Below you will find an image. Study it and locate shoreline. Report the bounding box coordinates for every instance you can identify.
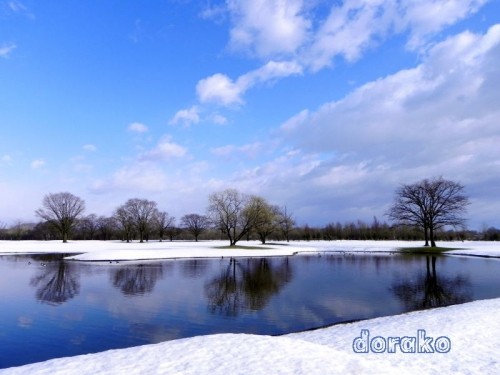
[2,239,500,262]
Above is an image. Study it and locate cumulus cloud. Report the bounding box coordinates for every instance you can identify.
[283,24,500,154]
[194,0,487,108]
[304,0,487,70]
[198,0,487,102]
[127,122,149,133]
[239,60,303,87]
[169,106,200,126]
[0,43,16,58]
[276,24,500,226]
[196,60,302,106]
[196,73,243,106]
[139,137,187,161]
[227,0,310,58]
[30,159,45,169]
[401,0,487,49]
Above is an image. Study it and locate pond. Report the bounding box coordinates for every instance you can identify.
[1,252,500,369]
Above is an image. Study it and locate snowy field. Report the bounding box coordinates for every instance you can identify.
[1,240,499,374]
[1,239,499,261]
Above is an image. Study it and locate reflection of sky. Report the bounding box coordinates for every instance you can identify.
[1,254,500,369]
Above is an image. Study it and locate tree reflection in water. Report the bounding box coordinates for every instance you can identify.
[205,257,293,316]
[181,259,209,278]
[111,264,164,296]
[391,255,472,310]
[30,260,80,305]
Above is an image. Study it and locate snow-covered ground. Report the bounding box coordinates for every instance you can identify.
[1,239,499,261]
[1,239,499,374]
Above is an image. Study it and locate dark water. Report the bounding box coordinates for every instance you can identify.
[1,252,500,369]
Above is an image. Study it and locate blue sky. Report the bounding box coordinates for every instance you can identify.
[1,0,499,230]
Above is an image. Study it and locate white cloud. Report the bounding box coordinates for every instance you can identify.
[227,0,310,58]
[210,113,228,125]
[204,0,487,85]
[306,0,395,69]
[193,0,487,109]
[5,1,34,19]
[0,43,16,58]
[239,60,303,87]
[276,24,500,226]
[280,109,309,132]
[83,144,97,152]
[139,137,187,161]
[303,0,487,71]
[196,73,243,106]
[30,159,45,169]
[169,106,200,126]
[199,3,227,22]
[211,142,264,160]
[127,122,149,133]
[196,60,302,106]
[90,163,169,193]
[401,0,487,49]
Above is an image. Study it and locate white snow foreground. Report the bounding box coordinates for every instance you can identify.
[2,298,499,375]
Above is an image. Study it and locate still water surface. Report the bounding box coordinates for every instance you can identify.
[1,252,500,369]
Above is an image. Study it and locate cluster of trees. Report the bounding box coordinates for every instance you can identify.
[207,189,295,245]
[29,193,215,244]
[0,190,295,245]
[0,177,484,246]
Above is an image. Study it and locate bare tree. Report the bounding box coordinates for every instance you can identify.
[165,225,181,241]
[181,213,210,242]
[207,189,256,246]
[97,216,116,241]
[114,206,135,243]
[277,206,295,242]
[79,214,99,240]
[387,177,469,247]
[35,192,86,243]
[154,211,175,242]
[117,198,158,243]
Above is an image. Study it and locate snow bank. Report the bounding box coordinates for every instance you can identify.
[2,239,499,262]
[0,240,310,261]
[2,297,499,374]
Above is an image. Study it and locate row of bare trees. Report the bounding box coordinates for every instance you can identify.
[0,177,474,246]
[26,189,296,245]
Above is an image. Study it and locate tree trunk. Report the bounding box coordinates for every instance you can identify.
[423,225,429,247]
[429,225,436,247]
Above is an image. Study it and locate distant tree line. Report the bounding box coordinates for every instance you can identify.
[0,178,487,245]
[1,215,493,243]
